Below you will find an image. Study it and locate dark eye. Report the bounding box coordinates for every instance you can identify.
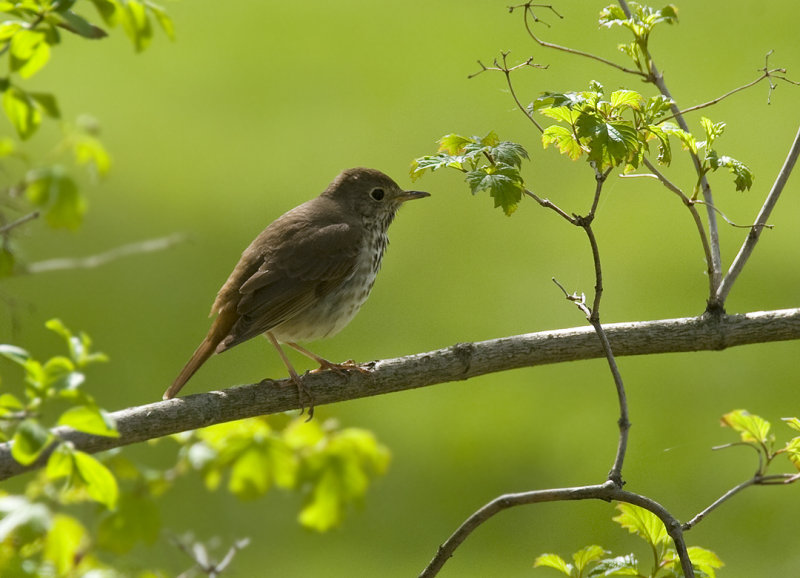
[370,188,385,201]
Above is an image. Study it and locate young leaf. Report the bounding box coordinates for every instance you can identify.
[610,90,643,111]
[57,406,119,437]
[3,86,42,140]
[720,409,773,445]
[782,417,800,432]
[700,116,725,148]
[11,418,54,465]
[9,29,51,78]
[43,514,88,576]
[145,1,176,40]
[687,546,724,578]
[590,554,640,575]
[542,125,585,160]
[783,437,800,471]
[73,450,119,509]
[705,151,754,191]
[56,10,108,39]
[533,553,572,575]
[612,503,669,547]
[572,544,606,572]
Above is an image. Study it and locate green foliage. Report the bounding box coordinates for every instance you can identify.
[410,131,529,215]
[0,0,173,275]
[720,410,800,474]
[533,503,722,577]
[599,3,678,75]
[176,415,391,532]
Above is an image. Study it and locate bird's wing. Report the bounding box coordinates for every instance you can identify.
[216,218,361,350]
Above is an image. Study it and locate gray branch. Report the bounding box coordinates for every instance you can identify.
[1,307,799,481]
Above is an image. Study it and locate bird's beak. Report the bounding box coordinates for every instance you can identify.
[398,190,430,203]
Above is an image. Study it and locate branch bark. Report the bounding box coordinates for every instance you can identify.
[1,308,799,481]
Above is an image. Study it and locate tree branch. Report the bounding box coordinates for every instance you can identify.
[1,308,799,481]
[0,211,40,235]
[716,125,800,304]
[418,481,691,577]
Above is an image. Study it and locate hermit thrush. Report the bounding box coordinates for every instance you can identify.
[163,167,429,406]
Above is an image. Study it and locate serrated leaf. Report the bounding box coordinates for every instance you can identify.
[464,163,524,216]
[492,141,529,168]
[589,554,639,576]
[610,90,643,111]
[573,544,606,571]
[661,122,697,154]
[783,437,800,471]
[58,406,119,437]
[687,546,724,578]
[720,409,772,445]
[543,125,585,160]
[782,417,800,432]
[612,503,669,547]
[706,152,753,191]
[3,86,41,140]
[11,418,54,465]
[533,553,572,574]
[700,117,725,147]
[437,134,474,156]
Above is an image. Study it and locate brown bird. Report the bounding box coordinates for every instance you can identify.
[164,167,429,407]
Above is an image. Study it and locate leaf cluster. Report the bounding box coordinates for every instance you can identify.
[177,415,391,533]
[719,409,800,474]
[534,503,722,578]
[599,2,678,75]
[410,131,529,215]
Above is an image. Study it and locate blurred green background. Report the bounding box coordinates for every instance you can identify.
[3,1,800,576]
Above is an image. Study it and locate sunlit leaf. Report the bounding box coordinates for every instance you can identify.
[145,1,175,40]
[58,406,119,437]
[73,450,119,509]
[3,86,41,140]
[720,410,772,445]
[612,502,669,547]
[687,546,724,578]
[43,514,88,575]
[533,553,571,574]
[11,418,54,465]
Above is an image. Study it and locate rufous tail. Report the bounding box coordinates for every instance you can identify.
[163,306,237,400]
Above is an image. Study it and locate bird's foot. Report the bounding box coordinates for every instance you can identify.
[311,358,371,376]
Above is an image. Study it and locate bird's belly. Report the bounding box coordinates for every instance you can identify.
[270,257,380,343]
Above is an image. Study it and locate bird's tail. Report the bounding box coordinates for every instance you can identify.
[163,306,237,400]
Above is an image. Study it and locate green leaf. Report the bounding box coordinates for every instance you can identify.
[120,0,153,52]
[0,393,24,417]
[29,92,61,118]
[25,169,86,229]
[57,10,108,39]
[661,122,697,154]
[720,409,772,445]
[533,553,572,574]
[687,546,724,578]
[575,115,639,169]
[437,133,474,156]
[43,514,87,575]
[542,125,584,160]
[783,436,800,471]
[612,502,669,547]
[705,152,754,191]
[228,439,297,500]
[3,86,42,140]
[58,406,119,437]
[73,450,119,509]
[11,418,54,465]
[88,0,119,26]
[145,1,174,40]
[573,544,606,572]
[464,163,524,216]
[46,442,75,480]
[74,133,111,175]
[9,29,51,78]
[97,493,161,554]
[782,417,800,432]
[589,554,640,575]
[699,116,725,148]
[610,90,643,111]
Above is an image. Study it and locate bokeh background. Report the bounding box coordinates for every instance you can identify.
[3,1,799,576]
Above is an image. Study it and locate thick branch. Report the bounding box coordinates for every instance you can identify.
[0,308,799,481]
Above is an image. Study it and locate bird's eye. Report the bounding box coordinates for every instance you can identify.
[370,188,385,201]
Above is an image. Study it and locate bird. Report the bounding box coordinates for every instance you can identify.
[163,167,429,411]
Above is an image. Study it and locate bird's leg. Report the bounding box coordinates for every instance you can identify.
[266,333,315,418]
[285,342,371,375]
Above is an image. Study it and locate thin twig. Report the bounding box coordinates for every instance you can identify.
[716,125,800,304]
[25,233,187,274]
[469,52,545,132]
[418,482,688,577]
[641,158,716,298]
[0,211,40,235]
[663,59,799,122]
[512,2,647,78]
